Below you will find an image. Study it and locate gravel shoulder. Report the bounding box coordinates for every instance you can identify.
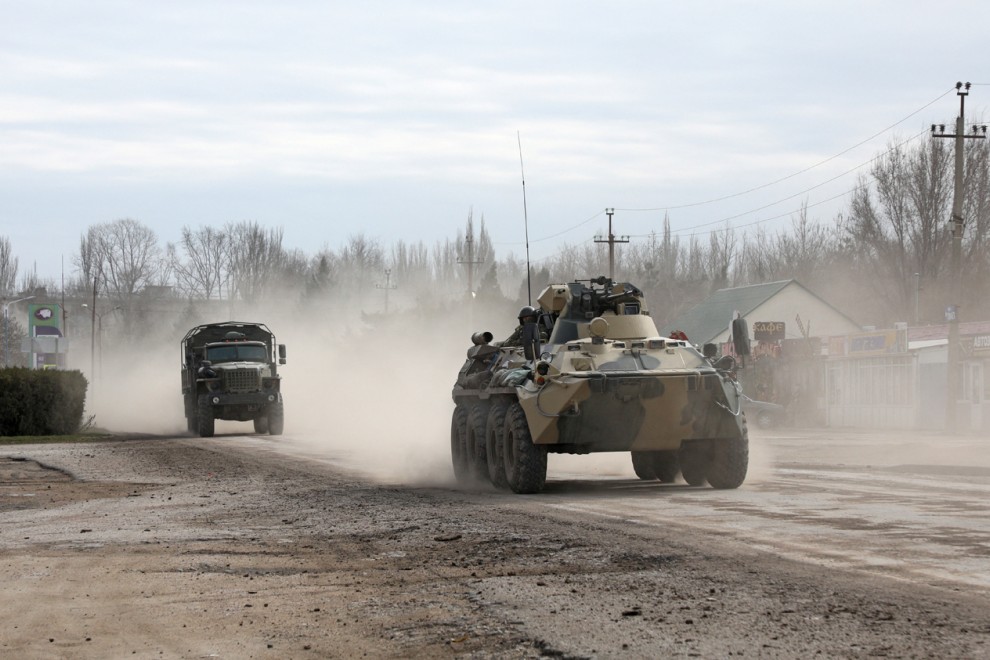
[1,436,988,659]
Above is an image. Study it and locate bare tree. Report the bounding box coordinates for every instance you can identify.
[0,236,17,297]
[774,202,840,284]
[170,226,230,300]
[337,233,385,297]
[307,250,338,298]
[846,138,954,322]
[706,224,736,291]
[736,226,781,284]
[961,137,990,319]
[77,219,165,304]
[226,221,287,303]
[432,238,459,287]
[390,240,431,293]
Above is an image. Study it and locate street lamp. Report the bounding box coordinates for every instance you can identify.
[81,304,123,381]
[2,296,36,367]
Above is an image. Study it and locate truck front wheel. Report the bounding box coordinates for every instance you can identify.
[253,417,269,434]
[267,402,284,436]
[197,396,215,438]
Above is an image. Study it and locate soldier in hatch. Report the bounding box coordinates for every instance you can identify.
[501,306,540,347]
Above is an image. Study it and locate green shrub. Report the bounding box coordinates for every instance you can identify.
[0,368,88,436]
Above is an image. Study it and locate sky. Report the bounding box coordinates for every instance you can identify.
[2,1,989,284]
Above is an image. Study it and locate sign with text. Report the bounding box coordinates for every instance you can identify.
[844,329,908,356]
[753,321,785,342]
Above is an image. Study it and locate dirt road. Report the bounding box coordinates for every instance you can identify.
[1,429,988,658]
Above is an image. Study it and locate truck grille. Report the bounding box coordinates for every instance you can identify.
[223,368,262,393]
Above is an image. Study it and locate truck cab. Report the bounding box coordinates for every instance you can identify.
[181,322,287,437]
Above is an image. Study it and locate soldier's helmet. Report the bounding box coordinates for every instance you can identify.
[517,306,538,324]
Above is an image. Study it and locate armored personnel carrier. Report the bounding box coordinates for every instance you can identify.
[451,277,748,494]
[181,322,287,437]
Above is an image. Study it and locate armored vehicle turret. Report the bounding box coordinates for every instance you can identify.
[451,277,748,494]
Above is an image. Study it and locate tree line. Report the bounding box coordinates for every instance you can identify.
[2,136,989,354]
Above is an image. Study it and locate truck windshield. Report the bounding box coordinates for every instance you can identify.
[206,344,268,363]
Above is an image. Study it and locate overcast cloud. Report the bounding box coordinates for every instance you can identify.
[1,1,987,281]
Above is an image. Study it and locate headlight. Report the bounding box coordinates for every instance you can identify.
[206,379,221,391]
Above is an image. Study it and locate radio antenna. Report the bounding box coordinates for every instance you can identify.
[518,131,532,305]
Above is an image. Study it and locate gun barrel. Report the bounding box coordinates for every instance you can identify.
[471,331,494,346]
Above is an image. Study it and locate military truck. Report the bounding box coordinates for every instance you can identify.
[451,277,749,494]
[181,322,287,437]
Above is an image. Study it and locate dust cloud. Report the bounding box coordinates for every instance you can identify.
[278,315,474,487]
[78,297,522,488]
[85,339,188,436]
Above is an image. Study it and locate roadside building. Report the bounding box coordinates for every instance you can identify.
[660,280,989,432]
[804,321,989,432]
[661,280,860,425]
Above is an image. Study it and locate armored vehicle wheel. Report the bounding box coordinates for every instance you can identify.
[253,417,269,434]
[706,416,749,490]
[267,402,285,436]
[186,414,197,434]
[466,404,490,481]
[678,442,708,486]
[450,405,471,484]
[197,396,215,438]
[650,451,680,483]
[485,401,510,489]
[502,402,547,494]
[631,451,657,480]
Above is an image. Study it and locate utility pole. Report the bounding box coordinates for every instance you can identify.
[595,208,629,280]
[914,272,920,326]
[457,232,483,299]
[375,268,397,314]
[89,271,98,384]
[931,82,987,432]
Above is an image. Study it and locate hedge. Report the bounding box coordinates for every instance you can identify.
[0,368,88,436]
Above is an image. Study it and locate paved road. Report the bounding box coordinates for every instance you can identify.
[264,426,990,595]
[3,427,988,658]
[570,429,987,591]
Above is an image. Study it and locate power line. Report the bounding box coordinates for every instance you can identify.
[644,128,928,237]
[615,86,956,213]
[523,125,925,257]
[647,184,870,240]
[498,87,961,266]
[493,209,604,246]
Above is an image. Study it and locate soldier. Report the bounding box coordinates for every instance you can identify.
[501,306,540,347]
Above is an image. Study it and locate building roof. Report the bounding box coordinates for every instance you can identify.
[660,280,811,345]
